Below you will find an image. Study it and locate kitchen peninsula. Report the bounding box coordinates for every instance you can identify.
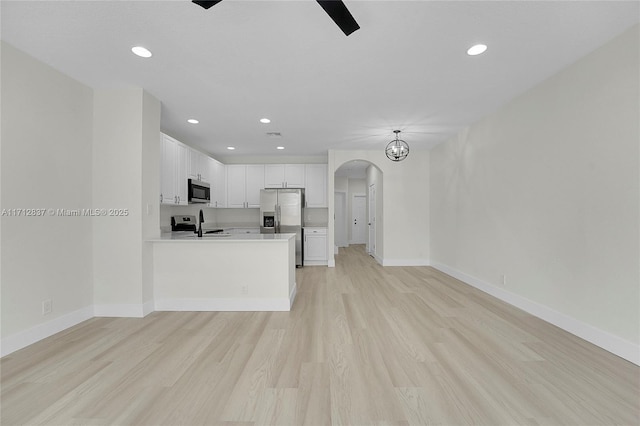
[148,232,296,311]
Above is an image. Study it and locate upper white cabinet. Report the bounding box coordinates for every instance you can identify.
[175,143,188,204]
[265,164,305,188]
[305,164,327,207]
[227,164,265,208]
[210,158,226,208]
[160,133,188,205]
[246,165,265,207]
[188,149,210,183]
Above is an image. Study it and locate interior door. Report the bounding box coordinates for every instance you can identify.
[351,194,367,244]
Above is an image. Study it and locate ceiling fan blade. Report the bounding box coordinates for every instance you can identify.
[316,1,360,36]
[192,0,223,10]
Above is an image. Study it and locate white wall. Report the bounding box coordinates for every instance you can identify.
[430,25,639,363]
[328,150,429,266]
[92,89,160,317]
[1,42,94,346]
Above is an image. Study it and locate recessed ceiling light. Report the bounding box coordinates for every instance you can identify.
[276,146,285,150]
[227,146,235,150]
[187,119,199,124]
[131,46,152,58]
[260,118,271,124]
[467,44,487,56]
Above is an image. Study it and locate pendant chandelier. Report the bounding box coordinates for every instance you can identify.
[385,130,409,162]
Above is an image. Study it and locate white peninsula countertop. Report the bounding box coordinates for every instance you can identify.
[151,232,295,242]
[148,232,296,312]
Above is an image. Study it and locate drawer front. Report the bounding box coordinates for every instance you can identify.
[305,227,327,235]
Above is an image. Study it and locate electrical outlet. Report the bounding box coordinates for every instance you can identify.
[241,285,248,295]
[42,299,52,315]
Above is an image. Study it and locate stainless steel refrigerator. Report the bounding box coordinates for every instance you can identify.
[260,188,305,267]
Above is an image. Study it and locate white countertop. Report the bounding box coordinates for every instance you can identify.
[149,232,295,242]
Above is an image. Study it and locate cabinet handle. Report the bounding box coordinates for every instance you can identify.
[160,194,163,203]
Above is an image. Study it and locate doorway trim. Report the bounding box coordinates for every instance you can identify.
[368,184,376,256]
[334,191,348,251]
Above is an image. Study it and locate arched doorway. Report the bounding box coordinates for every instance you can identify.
[331,158,383,266]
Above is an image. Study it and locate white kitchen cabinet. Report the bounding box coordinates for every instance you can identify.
[188,149,210,183]
[160,133,188,205]
[265,164,305,188]
[304,227,327,265]
[226,165,246,208]
[209,158,226,208]
[175,143,188,205]
[160,134,176,205]
[226,164,264,208]
[304,164,327,208]
[225,227,260,235]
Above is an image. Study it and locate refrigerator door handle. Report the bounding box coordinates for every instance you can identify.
[277,204,281,233]
[274,204,278,232]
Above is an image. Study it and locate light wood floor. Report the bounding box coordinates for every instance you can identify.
[2,245,639,425]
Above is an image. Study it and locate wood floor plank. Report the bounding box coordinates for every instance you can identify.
[2,245,638,425]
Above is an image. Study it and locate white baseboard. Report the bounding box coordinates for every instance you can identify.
[431,262,640,366]
[0,306,93,357]
[304,260,328,266]
[154,297,293,312]
[289,282,297,309]
[372,253,383,265]
[94,303,148,318]
[328,256,336,267]
[382,258,430,266]
[142,300,155,316]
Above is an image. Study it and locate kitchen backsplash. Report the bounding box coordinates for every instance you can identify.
[160,204,328,231]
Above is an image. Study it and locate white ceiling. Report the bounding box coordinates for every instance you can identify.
[2,1,638,159]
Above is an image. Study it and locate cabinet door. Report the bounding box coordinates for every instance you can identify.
[175,142,188,205]
[284,164,305,187]
[160,135,176,204]
[160,135,174,204]
[187,149,199,180]
[245,165,265,207]
[210,158,225,207]
[226,165,247,208]
[188,149,209,182]
[305,164,327,207]
[199,152,211,183]
[305,233,327,261]
[264,164,285,188]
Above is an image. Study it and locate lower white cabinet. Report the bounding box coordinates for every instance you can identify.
[224,227,260,235]
[304,227,327,265]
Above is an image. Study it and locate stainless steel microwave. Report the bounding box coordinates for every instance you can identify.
[188,179,210,204]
